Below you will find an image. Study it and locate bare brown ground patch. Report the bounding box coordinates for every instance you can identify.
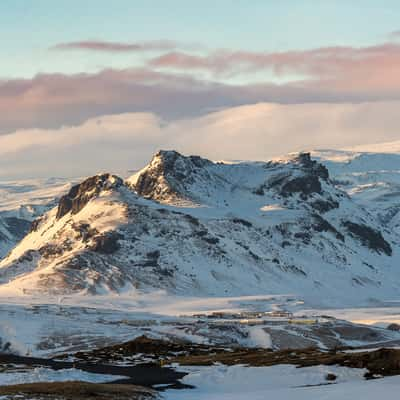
[171,347,400,378]
[0,381,156,400]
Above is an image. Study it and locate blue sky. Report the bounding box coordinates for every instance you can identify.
[1,1,400,178]
[1,0,399,78]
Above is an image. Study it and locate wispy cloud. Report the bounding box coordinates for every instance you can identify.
[0,68,248,134]
[149,43,400,93]
[51,39,186,52]
[389,30,400,38]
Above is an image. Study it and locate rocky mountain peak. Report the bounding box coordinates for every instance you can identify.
[292,152,330,180]
[131,150,212,202]
[267,153,330,198]
[130,150,333,205]
[56,173,123,220]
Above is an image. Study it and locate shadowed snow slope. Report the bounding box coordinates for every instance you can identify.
[0,178,73,259]
[0,150,399,307]
[313,146,400,235]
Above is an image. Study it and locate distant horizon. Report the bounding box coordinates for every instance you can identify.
[1,135,400,181]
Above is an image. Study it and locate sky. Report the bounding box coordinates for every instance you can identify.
[1,0,400,178]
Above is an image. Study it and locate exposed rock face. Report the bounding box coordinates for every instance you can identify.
[269,153,330,198]
[325,373,337,381]
[312,214,344,241]
[39,243,68,258]
[91,232,122,254]
[56,174,123,219]
[295,152,329,180]
[387,323,400,331]
[343,221,392,256]
[280,175,322,197]
[132,150,213,202]
[311,199,339,213]
[30,216,45,233]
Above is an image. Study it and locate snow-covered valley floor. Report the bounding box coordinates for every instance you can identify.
[164,364,400,400]
[0,291,399,399]
[1,291,400,356]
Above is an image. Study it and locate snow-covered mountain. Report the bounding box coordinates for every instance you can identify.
[313,146,400,235]
[0,178,73,259]
[0,150,398,306]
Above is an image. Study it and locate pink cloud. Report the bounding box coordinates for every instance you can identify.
[149,43,400,92]
[2,40,400,134]
[0,68,249,134]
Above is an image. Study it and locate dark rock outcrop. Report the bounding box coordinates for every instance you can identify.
[232,218,253,228]
[280,175,322,197]
[56,174,123,219]
[295,152,329,180]
[312,214,344,241]
[343,221,392,256]
[325,373,337,381]
[270,153,330,198]
[91,232,122,254]
[387,323,400,331]
[72,223,98,242]
[30,216,45,233]
[311,199,339,213]
[133,150,212,201]
[39,244,67,258]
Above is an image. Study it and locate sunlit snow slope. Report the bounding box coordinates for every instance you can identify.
[0,150,399,307]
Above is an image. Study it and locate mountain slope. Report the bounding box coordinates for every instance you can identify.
[0,178,73,259]
[0,151,398,306]
[313,147,400,235]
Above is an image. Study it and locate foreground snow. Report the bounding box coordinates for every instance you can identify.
[164,364,400,400]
